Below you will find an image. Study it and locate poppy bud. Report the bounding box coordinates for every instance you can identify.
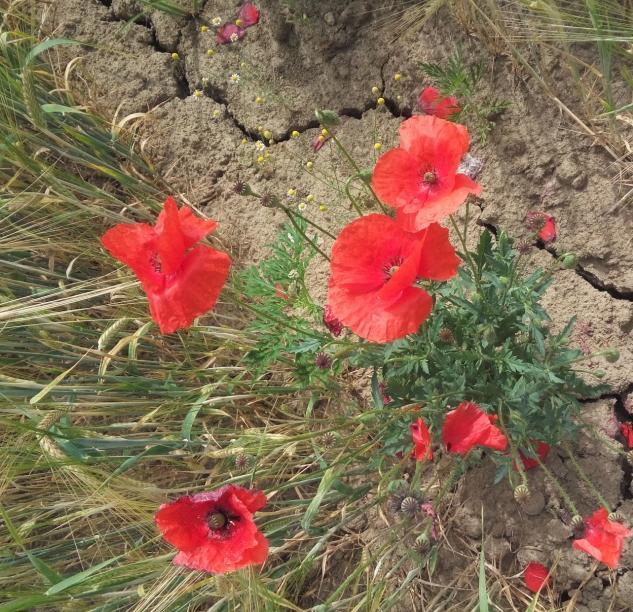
[513,484,530,502]
[400,497,419,517]
[559,253,577,269]
[358,168,373,183]
[414,532,429,552]
[314,109,341,127]
[604,348,620,363]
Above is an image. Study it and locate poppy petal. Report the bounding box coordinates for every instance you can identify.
[442,402,508,454]
[217,23,246,44]
[238,2,260,27]
[396,174,481,232]
[155,196,186,275]
[371,148,422,210]
[417,223,461,280]
[155,494,217,552]
[524,562,550,593]
[411,417,433,461]
[621,423,633,448]
[146,245,231,334]
[176,205,219,249]
[100,222,156,280]
[572,508,632,569]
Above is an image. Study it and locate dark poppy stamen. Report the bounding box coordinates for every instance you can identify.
[423,171,437,184]
[208,511,227,530]
[150,253,162,273]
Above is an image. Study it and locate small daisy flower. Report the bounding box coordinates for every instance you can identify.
[200,25,209,33]
[319,204,327,212]
[193,89,203,98]
[230,32,240,43]
[298,202,306,211]
[262,129,273,140]
[394,73,402,81]
[287,188,297,198]
[213,109,221,118]
[255,141,266,152]
[306,194,314,202]
[371,86,380,95]
[257,155,265,164]
[229,73,240,84]
[212,17,222,26]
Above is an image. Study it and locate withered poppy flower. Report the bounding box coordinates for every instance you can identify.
[372,115,480,232]
[524,562,550,593]
[620,423,633,448]
[442,402,508,454]
[572,508,632,569]
[411,417,433,461]
[525,211,556,243]
[217,23,246,44]
[237,2,260,27]
[417,86,460,119]
[327,214,460,343]
[155,485,268,574]
[312,133,331,152]
[101,196,231,334]
[323,304,343,337]
[515,441,550,471]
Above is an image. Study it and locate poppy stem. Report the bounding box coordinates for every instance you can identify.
[533,453,579,517]
[449,214,483,293]
[280,206,336,240]
[562,443,611,512]
[330,134,386,213]
[281,208,331,261]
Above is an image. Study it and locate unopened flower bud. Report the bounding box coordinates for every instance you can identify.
[377,97,385,106]
[291,130,300,138]
[171,52,180,61]
[604,348,620,363]
[513,484,530,502]
[373,142,382,151]
[314,109,341,127]
[306,161,314,170]
[560,253,577,269]
[371,86,380,95]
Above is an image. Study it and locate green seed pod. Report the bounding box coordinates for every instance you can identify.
[314,109,341,127]
[603,348,620,363]
[559,253,577,269]
[570,514,584,528]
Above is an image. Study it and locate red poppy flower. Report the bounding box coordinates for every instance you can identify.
[524,562,550,593]
[572,508,632,569]
[216,23,246,44]
[417,86,460,119]
[101,196,231,334]
[411,417,433,461]
[327,214,460,343]
[323,304,343,337]
[237,2,260,27]
[442,402,508,454]
[525,211,556,243]
[155,485,268,574]
[372,115,480,232]
[514,441,550,471]
[620,423,633,448]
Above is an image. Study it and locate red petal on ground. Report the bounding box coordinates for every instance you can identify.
[238,2,260,27]
[146,245,231,334]
[216,23,246,44]
[524,562,550,593]
[417,86,461,119]
[621,423,633,448]
[442,401,508,454]
[411,417,433,461]
[573,508,632,569]
[539,215,557,242]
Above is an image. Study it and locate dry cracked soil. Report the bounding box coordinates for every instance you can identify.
[42,1,633,609]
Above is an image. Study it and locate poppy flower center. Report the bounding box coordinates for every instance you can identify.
[207,511,228,531]
[150,253,162,273]
[384,256,404,279]
[423,171,437,185]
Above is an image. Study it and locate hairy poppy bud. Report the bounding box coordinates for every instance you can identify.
[604,348,620,363]
[513,484,530,502]
[559,253,577,269]
[400,497,419,516]
[314,109,341,127]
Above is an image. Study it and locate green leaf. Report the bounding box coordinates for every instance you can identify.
[24,38,77,65]
[371,370,384,409]
[45,557,119,595]
[301,466,339,532]
[478,546,489,612]
[41,104,86,115]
